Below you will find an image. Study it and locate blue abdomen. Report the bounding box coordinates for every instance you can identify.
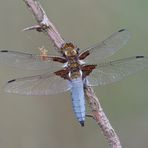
[70,78,85,126]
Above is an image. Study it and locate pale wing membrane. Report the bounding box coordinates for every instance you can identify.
[0,50,65,71]
[85,56,148,86]
[79,29,130,64]
[4,73,71,95]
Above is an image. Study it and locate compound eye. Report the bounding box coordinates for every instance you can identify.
[64,50,69,56]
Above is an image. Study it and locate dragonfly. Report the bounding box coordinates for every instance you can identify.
[0,29,148,126]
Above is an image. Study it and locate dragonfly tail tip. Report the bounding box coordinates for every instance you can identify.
[79,121,85,127]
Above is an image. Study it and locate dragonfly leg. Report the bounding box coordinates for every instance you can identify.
[86,114,94,118]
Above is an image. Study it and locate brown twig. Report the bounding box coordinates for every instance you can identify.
[23,0,122,147]
[85,86,121,148]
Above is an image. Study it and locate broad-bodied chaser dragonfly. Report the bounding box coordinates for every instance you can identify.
[0,29,148,126]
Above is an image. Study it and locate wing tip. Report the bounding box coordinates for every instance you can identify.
[7,79,16,83]
[0,50,8,52]
[136,55,144,59]
[118,28,130,41]
[118,29,126,32]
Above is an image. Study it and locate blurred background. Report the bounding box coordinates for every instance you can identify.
[0,0,148,148]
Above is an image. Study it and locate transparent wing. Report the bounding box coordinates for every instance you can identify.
[0,50,66,71]
[4,72,71,95]
[85,56,148,86]
[79,29,130,64]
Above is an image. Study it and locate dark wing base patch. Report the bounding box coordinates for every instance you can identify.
[81,65,97,78]
[54,69,69,80]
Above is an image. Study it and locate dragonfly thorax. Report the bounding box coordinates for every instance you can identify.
[67,58,81,79]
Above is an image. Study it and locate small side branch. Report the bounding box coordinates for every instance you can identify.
[23,0,65,49]
[85,86,122,148]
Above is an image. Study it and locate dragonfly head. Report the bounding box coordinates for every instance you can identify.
[61,42,78,57]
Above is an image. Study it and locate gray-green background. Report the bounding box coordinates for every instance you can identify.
[0,0,148,148]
